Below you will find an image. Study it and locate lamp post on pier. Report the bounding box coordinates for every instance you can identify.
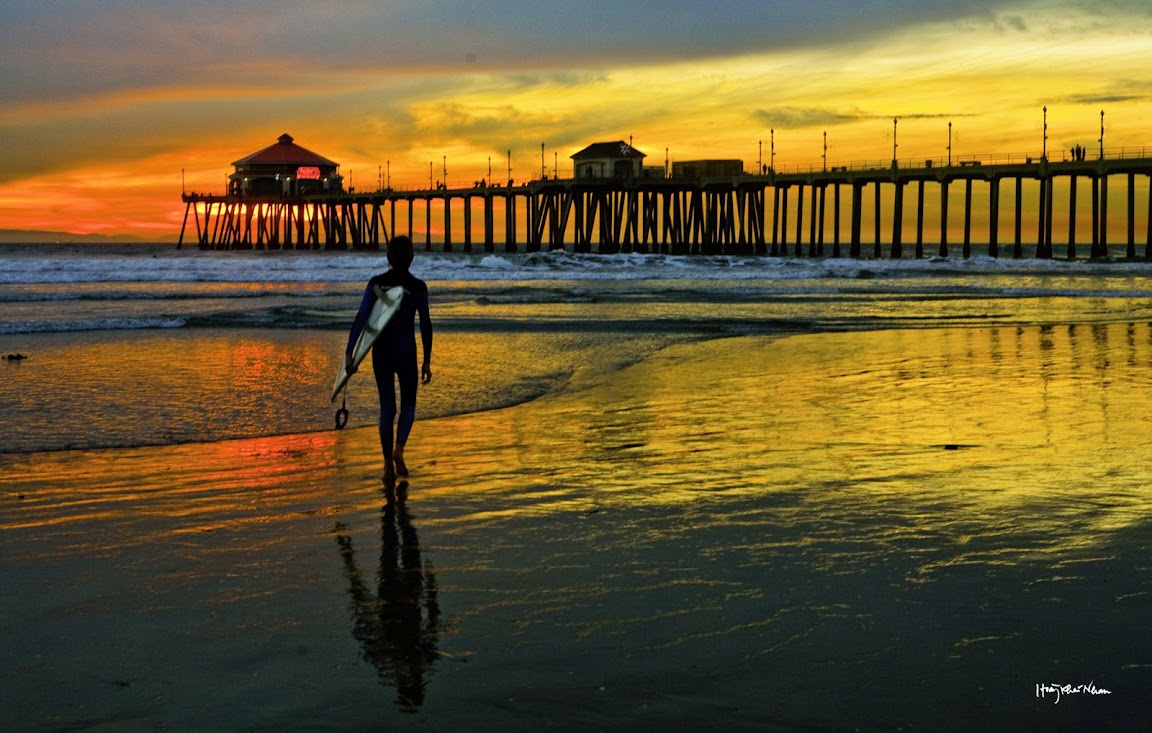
[823,131,827,172]
[1099,110,1105,160]
[770,129,775,173]
[947,121,952,166]
[892,117,898,168]
[1042,106,1048,162]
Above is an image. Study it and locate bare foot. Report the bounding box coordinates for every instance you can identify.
[383,456,396,482]
[393,450,409,477]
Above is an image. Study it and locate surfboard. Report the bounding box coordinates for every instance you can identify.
[331,284,405,402]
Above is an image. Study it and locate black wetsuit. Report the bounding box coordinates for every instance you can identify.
[346,269,432,454]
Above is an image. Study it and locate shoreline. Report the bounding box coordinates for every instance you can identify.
[0,325,690,455]
[8,293,1152,457]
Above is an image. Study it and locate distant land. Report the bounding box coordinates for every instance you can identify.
[0,229,176,244]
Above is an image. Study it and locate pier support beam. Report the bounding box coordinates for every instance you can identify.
[850,183,863,258]
[1014,177,1023,258]
[890,181,904,259]
[1127,173,1136,259]
[915,180,925,259]
[795,185,805,257]
[1146,176,1152,259]
[444,196,453,252]
[832,184,842,258]
[989,178,1000,258]
[1099,174,1109,257]
[939,180,950,258]
[1036,177,1050,259]
[779,187,789,256]
[771,187,781,256]
[963,179,973,258]
[873,183,882,259]
[1068,176,1078,259]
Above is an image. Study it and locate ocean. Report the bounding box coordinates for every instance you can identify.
[5,241,1152,454]
[4,242,1152,730]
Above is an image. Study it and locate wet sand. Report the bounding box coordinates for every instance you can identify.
[3,325,1152,731]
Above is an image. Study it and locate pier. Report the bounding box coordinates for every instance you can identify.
[179,154,1152,259]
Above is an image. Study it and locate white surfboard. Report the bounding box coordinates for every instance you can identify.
[331,285,405,402]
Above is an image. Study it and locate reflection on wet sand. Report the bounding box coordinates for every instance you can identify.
[336,480,441,710]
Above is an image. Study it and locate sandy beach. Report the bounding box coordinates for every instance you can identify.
[4,324,1151,731]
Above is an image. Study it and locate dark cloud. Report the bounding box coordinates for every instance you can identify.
[1064,93,1146,105]
[0,0,1015,103]
[753,107,975,129]
[1060,80,1152,106]
[752,107,865,128]
[500,71,611,90]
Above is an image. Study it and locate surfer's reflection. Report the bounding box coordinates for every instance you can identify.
[336,480,441,710]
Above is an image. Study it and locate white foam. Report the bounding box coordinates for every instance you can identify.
[6,248,1142,286]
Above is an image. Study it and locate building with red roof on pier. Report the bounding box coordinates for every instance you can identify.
[229,133,343,197]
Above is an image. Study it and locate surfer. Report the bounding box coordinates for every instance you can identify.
[344,236,432,480]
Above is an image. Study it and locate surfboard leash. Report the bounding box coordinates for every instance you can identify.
[335,388,350,430]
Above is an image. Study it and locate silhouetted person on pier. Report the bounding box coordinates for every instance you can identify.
[336,480,441,710]
[344,235,432,481]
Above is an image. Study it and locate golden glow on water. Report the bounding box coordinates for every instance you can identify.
[7,323,1152,556]
[0,430,361,557]
[5,324,1152,729]
[0,330,339,453]
[414,323,1152,562]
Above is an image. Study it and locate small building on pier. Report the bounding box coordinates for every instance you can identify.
[672,159,745,180]
[229,133,343,197]
[572,141,647,179]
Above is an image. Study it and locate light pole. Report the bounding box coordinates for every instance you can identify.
[429,161,433,189]
[1042,106,1048,162]
[443,156,447,188]
[758,140,762,175]
[947,121,952,166]
[770,129,775,172]
[540,143,545,179]
[507,149,511,185]
[1099,109,1105,160]
[487,156,492,187]
[892,117,898,167]
[822,131,827,172]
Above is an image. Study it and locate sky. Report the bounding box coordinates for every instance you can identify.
[1,0,1150,239]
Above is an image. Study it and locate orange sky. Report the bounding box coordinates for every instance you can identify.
[1,0,1150,240]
